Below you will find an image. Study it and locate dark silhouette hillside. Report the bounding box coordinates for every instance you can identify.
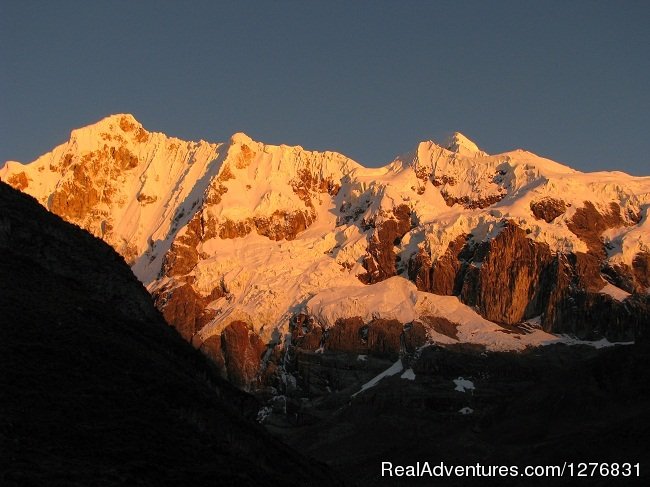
[0,181,337,486]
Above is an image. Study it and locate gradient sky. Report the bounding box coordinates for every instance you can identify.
[1,0,649,174]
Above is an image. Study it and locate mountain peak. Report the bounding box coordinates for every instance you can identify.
[69,113,144,139]
[444,132,486,156]
[93,113,142,130]
[230,131,254,145]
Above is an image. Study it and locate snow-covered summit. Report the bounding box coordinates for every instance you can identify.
[1,114,221,263]
[444,131,487,156]
[230,131,254,144]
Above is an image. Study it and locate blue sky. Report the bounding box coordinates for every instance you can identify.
[1,0,648,174]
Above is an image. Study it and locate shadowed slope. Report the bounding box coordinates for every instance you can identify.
[0,181,337,486]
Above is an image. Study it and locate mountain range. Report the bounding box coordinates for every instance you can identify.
[2,114,649,389]
[3,114,650,485]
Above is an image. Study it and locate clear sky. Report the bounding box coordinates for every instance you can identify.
[1,0,648,174]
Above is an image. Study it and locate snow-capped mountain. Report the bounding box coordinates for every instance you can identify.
[1,114,220,264]
[3,114,649,387]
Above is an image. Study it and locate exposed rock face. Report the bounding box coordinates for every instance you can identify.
[360,204,412,283]
[289,315,427,360]
[633,252,650,289]
[602,261,637,293]
[567,201,629,256]
[49,155,102,221]
[199,334,226,371]
[220,321,267,388]
[163,214,203,277]
[541,253,644,341]
[418,316,459,340]
[440,192,505,209]
[320,316,367,353]
[218,218,252,239]
[569,251,606,292]
[407,247,433,291]
[153,282,221,341]
[6,171,29,190]
[530,197,566,223]
[48,144,140,227]
[410,222,556,325]
[544,287,639,341]
[408,219,650,340]
[408,234,470,295]
[207,207,315,241]
[194,322,272,389]
[460,221,555,324]
[253,209,313,241]
[290,314,325,351]
[291,168,341,202]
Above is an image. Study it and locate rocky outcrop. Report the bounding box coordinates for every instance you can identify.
[218,218,252,239]
[530,197,566,223]
[440,192,505,209]
[211,209,314,241]
[153,282,222,341]
[171,318,268,389]
[409,221,556,325]
[359,204,412,284]
[633,252,650,289]
[567,201,629,256]
[6,171,29,190]
[408,234,470,295]
[541,253,643,341]
[407,247,433,291]
[49,145,140,223]
[291,168,341,202]
[49,160,102,221]
[219,321,267,388]
[418,316,460,340]
[313,316,365,353]
[460,221,555,324]
[544,287,639,341]
[602,261,637,293]
[253,209,313,241]
[198,334,226,371]
[290,315,427,360]
[163,214,203,277]
[408,219,650,340]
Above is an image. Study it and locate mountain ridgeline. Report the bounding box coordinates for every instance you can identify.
[2,114,650,389]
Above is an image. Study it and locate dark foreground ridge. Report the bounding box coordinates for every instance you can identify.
[273,342,650,487]
[0,182,337,486]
